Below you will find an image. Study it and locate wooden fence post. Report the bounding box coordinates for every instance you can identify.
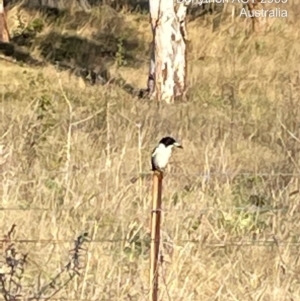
[149,170,163,301]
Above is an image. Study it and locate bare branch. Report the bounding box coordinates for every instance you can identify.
[29,232,89,301]
[0,226,88,301]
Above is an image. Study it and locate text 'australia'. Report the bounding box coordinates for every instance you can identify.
[240,8,288,18]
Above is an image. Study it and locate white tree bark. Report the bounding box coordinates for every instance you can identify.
[0,0,10,43]
[247,1,267,33]
[148,0,191,104]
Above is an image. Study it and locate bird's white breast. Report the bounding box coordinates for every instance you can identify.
[152,143,173,169]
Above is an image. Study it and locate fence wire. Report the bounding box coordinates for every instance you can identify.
[1,171,299,248]
[2,171,300,178]
[0,298,155,301]
[0,238,299,247]
[0,206,291,211]
[122,172,300,177]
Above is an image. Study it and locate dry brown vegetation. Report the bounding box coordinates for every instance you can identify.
[1,1,300,301]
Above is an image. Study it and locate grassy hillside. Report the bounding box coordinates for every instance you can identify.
[1,2,300,300]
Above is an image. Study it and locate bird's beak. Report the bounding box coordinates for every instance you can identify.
[174,142,183,149]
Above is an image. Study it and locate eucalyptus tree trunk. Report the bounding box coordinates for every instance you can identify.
[148,0,190,104]
[0,0,10,42]
[247,0,266,32]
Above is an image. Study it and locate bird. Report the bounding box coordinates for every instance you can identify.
[151,136,183,172]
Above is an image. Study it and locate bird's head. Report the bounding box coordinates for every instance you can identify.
[159,136,183,149]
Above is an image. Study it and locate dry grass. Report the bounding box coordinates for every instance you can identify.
[1,2,300,301]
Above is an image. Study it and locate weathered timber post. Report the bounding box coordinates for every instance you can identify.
[149,170,163,301]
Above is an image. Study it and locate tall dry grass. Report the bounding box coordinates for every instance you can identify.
[1,2,300,300]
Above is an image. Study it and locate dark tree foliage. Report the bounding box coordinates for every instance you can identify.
[4,0,224,15]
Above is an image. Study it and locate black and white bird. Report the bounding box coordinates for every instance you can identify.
[151,136,183,172]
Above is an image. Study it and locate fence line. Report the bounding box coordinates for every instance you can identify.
[3,171,300,177]
[0,299,115,301]
[0,205,295,212]
[125,172,300,177]
[0,207,49,211]
[0,238,299,247]
[0,299,126,301]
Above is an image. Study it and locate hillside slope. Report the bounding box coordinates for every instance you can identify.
[1,2,300,301]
